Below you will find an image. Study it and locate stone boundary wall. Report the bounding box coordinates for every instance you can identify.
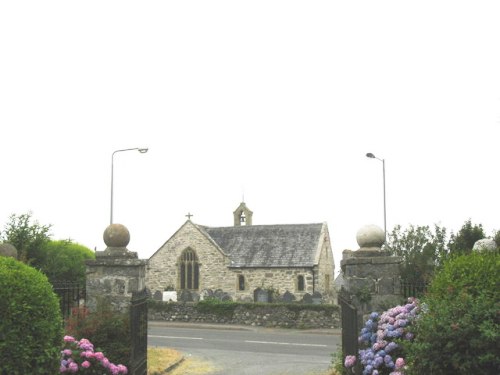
[148,302,340,329]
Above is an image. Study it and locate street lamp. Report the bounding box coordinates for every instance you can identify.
[110,147,148,224]
[366,152,386,238]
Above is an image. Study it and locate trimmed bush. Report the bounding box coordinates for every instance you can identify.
[64,302,131,367]
[406,252,500,374]
[0,256,63,374]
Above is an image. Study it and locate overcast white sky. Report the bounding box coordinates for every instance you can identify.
[1,1,499,276]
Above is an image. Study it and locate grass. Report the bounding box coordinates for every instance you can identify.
[148,347,183,374]
[147,347,339,375]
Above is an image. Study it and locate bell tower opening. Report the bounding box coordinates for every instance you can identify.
[233,202,253,226]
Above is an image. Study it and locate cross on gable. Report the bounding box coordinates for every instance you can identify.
[186,212,193,220]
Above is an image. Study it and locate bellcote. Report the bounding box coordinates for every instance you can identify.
[233,202,253,226]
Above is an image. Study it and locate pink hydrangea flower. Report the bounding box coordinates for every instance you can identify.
[81,360,91,369]
[395,357,405,369]
[78,338,94,351]
[68,361,78,373]
[101,357,110,368]
[63,335,76,343]
[344,355,356,367]
[94,351,105,361]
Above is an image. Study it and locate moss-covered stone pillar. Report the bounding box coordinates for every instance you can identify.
[340,224,402,327]
[86,224,147,313]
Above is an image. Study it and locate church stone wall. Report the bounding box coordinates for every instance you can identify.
[146,221,232,296]
[316,235,336,303]
[147,220,336,304]
[232,267,314,301]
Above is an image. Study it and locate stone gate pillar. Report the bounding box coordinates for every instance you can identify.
[340,224,402,328]
[86,224,147,313]
[86,224,148,375]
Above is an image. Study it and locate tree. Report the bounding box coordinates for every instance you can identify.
[448,219,485,255]
[385,224,448,284]
[40,239,95,285]
[0,212,52,265]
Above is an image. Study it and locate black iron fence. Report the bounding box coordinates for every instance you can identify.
[130,288,148,375]
[52,281,85,318]
[400,280,429,299]
[338,289,361,375]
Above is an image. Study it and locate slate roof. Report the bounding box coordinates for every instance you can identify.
[198,223,323,268]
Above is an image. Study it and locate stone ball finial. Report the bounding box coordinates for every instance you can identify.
[473,238,497,252]
[0,243,18,259]
[356,224,385,250]
[103,224,130,248]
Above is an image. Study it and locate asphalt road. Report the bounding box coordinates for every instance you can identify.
[148,322,341,375]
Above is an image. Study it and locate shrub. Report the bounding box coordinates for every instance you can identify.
[406,252,500,374]
[0,256,63,374]
[40,239,95,286]
[60,335,128,374]
[197,297,238,318]
[65,302,131,367]
[344,298,419,375]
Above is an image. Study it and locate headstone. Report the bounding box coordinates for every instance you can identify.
[153,290,163,301]
[312,291,323,304]
[163,291,177,302]
[199,289,213,301]
[254,288,269,303]
[178,290,193,302]
[302,293,313,304]
[282,291,296,303]
[214,289,232,301]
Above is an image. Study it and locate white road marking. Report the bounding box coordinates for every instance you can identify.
[148,335,203,340]
[245,340,327,347]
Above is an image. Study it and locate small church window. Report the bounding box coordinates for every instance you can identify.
[179,248,199,290]
[297,275,305,291]
[238,275,245,291]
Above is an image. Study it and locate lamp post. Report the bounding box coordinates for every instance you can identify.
[366,152,386,238]
[110,147,148,224]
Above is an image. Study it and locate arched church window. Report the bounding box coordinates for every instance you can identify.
[238,275,245,291]
[179,248,199,290]
[297,275,305,291]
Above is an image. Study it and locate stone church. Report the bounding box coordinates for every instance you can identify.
[146,202,336,303]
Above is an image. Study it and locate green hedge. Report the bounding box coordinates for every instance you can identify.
[407,252,500,374]
[0,257,63,374]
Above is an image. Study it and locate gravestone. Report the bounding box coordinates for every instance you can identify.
[282,291,296,303]
[199,289,213,301]
[163,291,177,302]
[302,293,313,304]
[214,289,232,301]
[153,290,163,301]
[178,290,193,302]
[312,291,323,304]
[254,288,270,303]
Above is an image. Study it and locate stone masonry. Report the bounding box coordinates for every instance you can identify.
[147,219,336,303]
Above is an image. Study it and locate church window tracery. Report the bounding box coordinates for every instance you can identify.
[179,248,199,290]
